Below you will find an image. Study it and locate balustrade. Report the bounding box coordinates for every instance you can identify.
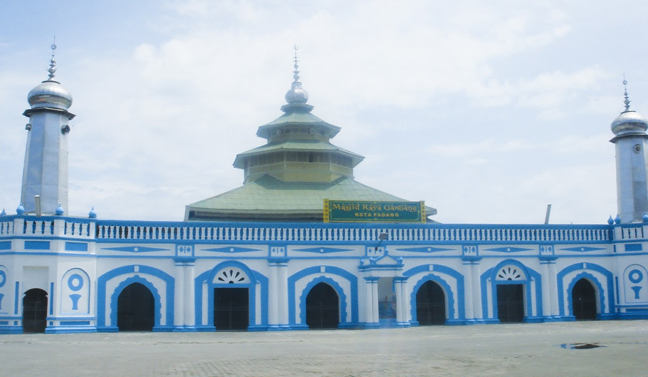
[0,216,632,244]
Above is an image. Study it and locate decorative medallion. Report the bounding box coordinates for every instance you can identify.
[215,267,249,284]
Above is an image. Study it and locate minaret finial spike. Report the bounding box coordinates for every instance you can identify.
[623,74,631,112]
[48,37,57,81]
[292,44,300,83]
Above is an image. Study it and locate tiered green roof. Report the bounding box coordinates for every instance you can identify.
[185,52,436,222]
[186,175,418,221]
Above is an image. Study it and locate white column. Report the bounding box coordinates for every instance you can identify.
[278,263,289,327]
[540,262,552,318]
[471,262,483,320]
[395,277,410,326]
[400,278,410,325]
[549,262,559,317]
[184,262,195,327]
[174,262,185,328]
[364,278,375,325]
[267,263,279,328]
[395,279,404,323]
[371,279,379,326]
[463,262,474,321]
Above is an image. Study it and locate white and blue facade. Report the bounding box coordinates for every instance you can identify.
[2,217,648,333]
[2,51,648,334]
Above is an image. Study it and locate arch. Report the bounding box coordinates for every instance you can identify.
[193,261,267,331]
[288,266,358,327]
[117,282,155,331]
[571,278,597,320]
[481,259,543,322]
[496,265,526,281]
[564,272,605,319]
[300,277,344,329]
[111,276,161,331]
[97,265,174,331]
[557,263,614,318]
[410,274,454,324]
[415,280,446,325]
[403,264,465,323]
[23,288,48,333]
[208,261,257,287]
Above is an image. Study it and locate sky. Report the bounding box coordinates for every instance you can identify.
[1,0,647,224]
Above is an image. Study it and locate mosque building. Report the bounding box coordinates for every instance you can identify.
[1,46,648,334]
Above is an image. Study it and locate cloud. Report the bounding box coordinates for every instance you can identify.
[1,0,646,224]
[469,67,610,116]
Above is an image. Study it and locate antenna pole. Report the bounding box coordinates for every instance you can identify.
[544,204,552,224]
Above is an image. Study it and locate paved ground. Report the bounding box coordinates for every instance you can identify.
[1,321,648,376]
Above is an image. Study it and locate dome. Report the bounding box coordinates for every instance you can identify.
[611,109,648,136]
[285,82,309,104]
[27,79,73,110]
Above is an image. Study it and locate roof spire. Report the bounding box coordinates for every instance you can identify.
[623,75,631,112]
[284,44,309,105]
[47,38,57,81]
[292,44,300,83]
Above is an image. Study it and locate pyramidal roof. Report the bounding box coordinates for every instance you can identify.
[185,50,436,222]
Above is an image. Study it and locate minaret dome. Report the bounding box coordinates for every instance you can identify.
[611,79,647,137]
[27,44,73,110]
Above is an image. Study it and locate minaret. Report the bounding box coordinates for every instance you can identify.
[610,79,648,222]
[20,43,75,215]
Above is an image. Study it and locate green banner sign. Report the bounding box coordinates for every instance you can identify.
[323,200,426,223]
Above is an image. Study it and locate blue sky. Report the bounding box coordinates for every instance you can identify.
[1,0,647,224]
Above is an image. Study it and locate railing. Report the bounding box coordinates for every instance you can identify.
[0,216,94,239]
[1,216,635,244]
[0,219,14,236]
[93,220,612,244]
[615,224,645,240]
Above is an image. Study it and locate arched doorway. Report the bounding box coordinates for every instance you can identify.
[416,281,446,325]
[23,289,48,333]
[117,283,154,331]
[572,279,597,320]
[214,288,249,330]
[306,283,340,329]
[497,284,524,323]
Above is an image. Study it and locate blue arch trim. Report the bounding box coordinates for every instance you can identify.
[409,274,455,324]
[111,276,162,328]
[564,272,605,318]
[194,261,268,330]
[97,265,174,331]
[557,263,614,317]
[403,264,465,321]
[298,277,347,328]
[288,266,358,326]
[480,259,543,321]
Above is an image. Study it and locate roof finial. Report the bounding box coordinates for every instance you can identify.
[47,37,57,81]
[623,74,631,112]
[292,44,300,83]
[284,45,309,105]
